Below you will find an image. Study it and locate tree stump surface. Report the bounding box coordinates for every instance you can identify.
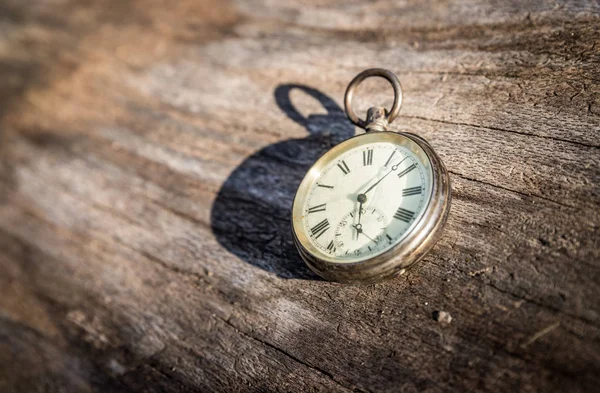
[1,1,599,392]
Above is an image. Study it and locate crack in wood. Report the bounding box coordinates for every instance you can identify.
[448,170,578,209]
[402,115,600,150]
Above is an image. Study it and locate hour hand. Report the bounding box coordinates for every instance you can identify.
[357,194,366,223]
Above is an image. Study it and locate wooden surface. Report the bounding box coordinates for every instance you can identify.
[1,1,599,392]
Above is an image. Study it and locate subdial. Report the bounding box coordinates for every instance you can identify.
[334,207,390,257]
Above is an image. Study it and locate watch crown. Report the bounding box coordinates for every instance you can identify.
[365,107,389,132]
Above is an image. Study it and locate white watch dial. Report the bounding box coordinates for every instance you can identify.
[301,141,433,263]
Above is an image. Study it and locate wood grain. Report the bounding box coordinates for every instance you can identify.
[0,0,599,392]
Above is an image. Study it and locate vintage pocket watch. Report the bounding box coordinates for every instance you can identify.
[291,68,451,283]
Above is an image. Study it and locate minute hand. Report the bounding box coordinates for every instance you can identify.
[363,157,407,195]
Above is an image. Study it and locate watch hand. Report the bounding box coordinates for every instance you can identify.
[363,172,391,195]
[352,224,379,244]
[353,211,360,240]
[347,156,406,204]
[354,192,366,225]
[361,231,379,244]
[362,157,408,196]
[357,157,408,201]
[357,198,364,225]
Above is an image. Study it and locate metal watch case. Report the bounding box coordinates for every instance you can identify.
[291,130,451,284]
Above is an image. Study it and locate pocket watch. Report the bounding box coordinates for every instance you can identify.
[291,68,451,283]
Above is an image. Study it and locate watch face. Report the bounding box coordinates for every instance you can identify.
[292,132,434,264]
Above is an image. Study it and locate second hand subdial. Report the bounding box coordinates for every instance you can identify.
[334,207,389,257]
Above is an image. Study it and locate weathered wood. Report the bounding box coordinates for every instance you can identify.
[1,0,599,392]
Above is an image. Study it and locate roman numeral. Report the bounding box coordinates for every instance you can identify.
[402,186,422,197]
[394,207,415,223]
[337,160,350,175]
[310,219,330,239]
[326,241,336,253]
[363,149,373,166]
[397,163,416,178]
[386,234,393,242]
[308,203,326,214]
[385,150,396,166]
[317,184,334,189]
